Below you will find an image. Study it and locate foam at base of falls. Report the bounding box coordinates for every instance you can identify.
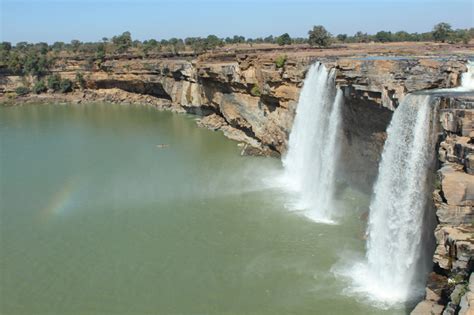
[281,62,343,223]
[332,94,438,308]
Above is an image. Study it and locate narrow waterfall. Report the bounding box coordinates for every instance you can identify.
[461,60,474,89]
[282,62,343,222]
[340,94,438,306]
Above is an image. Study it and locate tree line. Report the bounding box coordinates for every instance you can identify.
[1,22,472,79]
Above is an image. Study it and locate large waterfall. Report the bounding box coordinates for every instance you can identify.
[338,94,438,306]
[282,62,343,222]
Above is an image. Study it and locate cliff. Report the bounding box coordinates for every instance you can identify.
[413,95,474,315]
[1,51,467,188]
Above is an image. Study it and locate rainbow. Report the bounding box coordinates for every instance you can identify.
[40,177,78,221]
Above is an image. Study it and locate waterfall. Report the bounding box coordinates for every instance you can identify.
[460,60,474,89]
[338,94,438,306]
[282,62,343,222]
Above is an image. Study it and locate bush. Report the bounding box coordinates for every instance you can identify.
[15,86,30,96]
[250,85,261,97]
[32,80,47,94]
[75,72,86,89]
[47,74,61,91]
[59,79,73,93]
[275,55,287,68]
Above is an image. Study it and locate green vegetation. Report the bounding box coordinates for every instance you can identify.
[250,85,261,97]
[275,55,287,68]
[15,86,30,96]
[433,22,452,43]
[47,74,62,91]
[46,74,73,93]
[308,25,332,47]
[32,80,47,94]
[112,31,132,53]
[75,72,86,89]
[276,33,292,46]
[60,79,73,93]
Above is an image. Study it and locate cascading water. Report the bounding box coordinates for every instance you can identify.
[282,62,343,222]
[335,94,438,306]
[460,60,474,89]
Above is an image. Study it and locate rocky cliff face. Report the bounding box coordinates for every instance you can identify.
[1,54,466,189]
[412,95,474,315]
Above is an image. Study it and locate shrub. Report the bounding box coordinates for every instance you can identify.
[32,80,47,94]
[59,79,73,93]
[275,55,287,68]
[47,74,61,91]
[75,72,86,89]
[250,85,261,97]
[15,86,30,96]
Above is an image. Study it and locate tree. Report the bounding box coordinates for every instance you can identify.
[432,22,452,43]
[112,31,132,53]
[0,42,12,63]
[308,25,332,47]
[0,42,12,52]
[336,34,348,43]
[16,42,29,51]
[6,51,23,74]
[96,43,106,63]
[263,35,274,43]
[449,29,471,44]
[51,41,65,51]
[232,35,245,43]
[393,31,411,42]
[142,39,159,56]
[276,33,292,46]
[70,40,82,53]
[23,53,51,77]
[354,31,370,43]
[375,31,392,43]
[206,35,223,50]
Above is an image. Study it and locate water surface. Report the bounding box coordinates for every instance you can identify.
[1,103,405,314]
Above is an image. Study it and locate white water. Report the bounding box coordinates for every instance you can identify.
[460,60,474,89]
[433,59,474,92]
[282,62,343,223]
[335,94,438,307]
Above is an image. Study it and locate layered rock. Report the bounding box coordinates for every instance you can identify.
[2,54,467,191]
[412,95,474,315]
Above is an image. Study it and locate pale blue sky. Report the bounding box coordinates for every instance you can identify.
[1,0,473,43]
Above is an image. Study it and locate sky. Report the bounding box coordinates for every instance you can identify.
[1,0,473,44]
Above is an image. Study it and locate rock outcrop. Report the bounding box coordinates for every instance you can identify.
[412,95,474,315]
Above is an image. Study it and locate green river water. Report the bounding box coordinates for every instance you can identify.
[0,103,407,315]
